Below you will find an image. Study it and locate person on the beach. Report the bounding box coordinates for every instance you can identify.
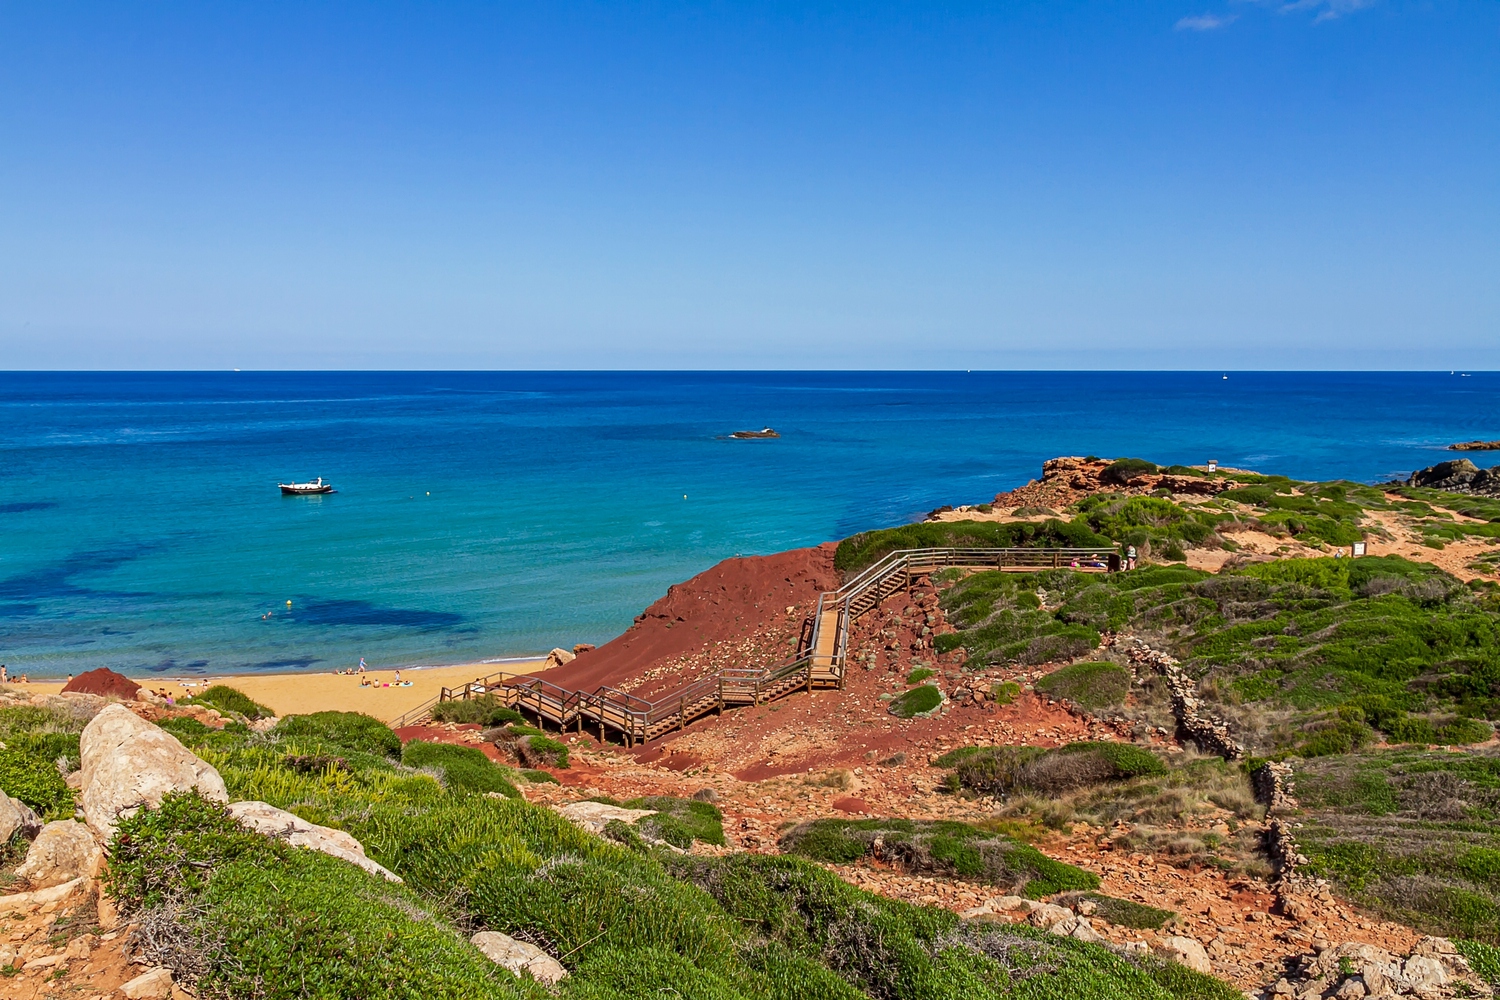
[1126,544,1137,570]
[359,657,367,674]
[0,665,6,683]
[393,669,402,685]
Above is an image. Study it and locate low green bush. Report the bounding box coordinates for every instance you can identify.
[273,711,401,759]
[889,685,943,718]
[0,739,75,819]
[518,734,570,768]
[907,667,936,685]
[182,685,273,720]
[990,681,1020,705]
[780,817,1099,898]
[401,740,519,797]
[521,768,559,783]
[619,796,727,848]
[1100,458,1158,485]
[429,694,525,726]
[1457,939,1500,985]
[835,519,1111,573]
[1052,892,1176,930]
[103,792,532,1000]
[1035,662,1130,709]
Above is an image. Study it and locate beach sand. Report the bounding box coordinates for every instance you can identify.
[138,660,545,723]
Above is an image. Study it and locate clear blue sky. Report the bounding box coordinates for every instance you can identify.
[1,2,1496,369]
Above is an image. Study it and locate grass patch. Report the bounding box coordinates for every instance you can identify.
[889,685,943,718]
[907,667,937,685]
[1036,662,1130,709]
[780,817,1099,898]
[940,742,1164,798]
[1052,892,1176,930]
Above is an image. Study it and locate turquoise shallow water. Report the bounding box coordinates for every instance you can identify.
[1,371,1497,679]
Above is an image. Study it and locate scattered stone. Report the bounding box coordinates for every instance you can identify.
[543,647,577,670]
[227,801,401,882]
[470,931,568,985]
[1026,903,1074,929]
[15,820,101,888]
[121,966,176,999]
[0,876,87,916]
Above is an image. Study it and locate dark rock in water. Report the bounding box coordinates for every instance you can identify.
[730,427,780,439]
[1450,440,1500,451]
[1407,458,1500,494]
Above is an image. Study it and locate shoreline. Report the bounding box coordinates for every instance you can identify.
[16,657,547,724]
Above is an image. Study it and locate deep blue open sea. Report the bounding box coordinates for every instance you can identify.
[2,371,1497,679]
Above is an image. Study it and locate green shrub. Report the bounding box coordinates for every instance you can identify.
[518,734,570,768]
[779,817,1098,898]
[155,717,253,753]
[521,768,559,783]
[1036,662,1130,709]
[1100,458,1158,485]
[889,685,943,718]
[1457,939,1500,985]
[619,796,727,848]
[0,741,74,819]
[906,667,936,685]
[274,711,401,759]
[182,685,273,720]
[401,740,519,797]
[990,681,1020,705]
[429,694,525,726]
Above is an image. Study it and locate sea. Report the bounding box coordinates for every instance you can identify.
[2,370,1497,679]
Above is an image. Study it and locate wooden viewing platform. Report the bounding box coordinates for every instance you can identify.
[394,545,1120,742]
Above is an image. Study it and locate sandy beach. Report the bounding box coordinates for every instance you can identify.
[24,659,546,724]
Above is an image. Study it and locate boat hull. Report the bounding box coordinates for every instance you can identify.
[279,485,335,495]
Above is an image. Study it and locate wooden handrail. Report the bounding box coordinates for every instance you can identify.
[415,545,1120,737]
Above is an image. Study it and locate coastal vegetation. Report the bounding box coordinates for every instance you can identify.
[182,684,274,721]
[835,520,1112,573]
[0,701,1232,1000]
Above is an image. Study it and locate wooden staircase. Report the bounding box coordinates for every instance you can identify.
[401,545,1119,742]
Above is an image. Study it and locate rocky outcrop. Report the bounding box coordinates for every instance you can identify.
[0,789,41,843]
[1125,641,1244,761]
[543,647,577,670]
[227,801,401,882]
[993,457,1241,509]
[78,704,228,840]
[470,931,568,985]
[1406,459,1500,495]
[1260,937,1492,999]
[15,820,101,888]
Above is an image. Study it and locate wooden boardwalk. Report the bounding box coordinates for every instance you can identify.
[395,545,1119,744]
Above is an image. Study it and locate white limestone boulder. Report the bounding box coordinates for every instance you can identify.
[227,800,401,883]
[1155,935,1212,973]
[0,789,41,843]
[15,820,101,888]
[471,930,568,985]
[553,800,656,836]
[79,705,228,840]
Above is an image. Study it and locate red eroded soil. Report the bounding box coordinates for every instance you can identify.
[535,543,841,695]
[61,667,141,700]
